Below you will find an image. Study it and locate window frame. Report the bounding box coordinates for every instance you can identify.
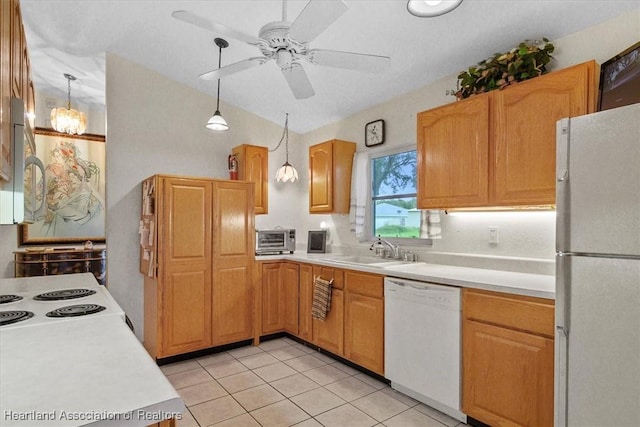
[366,145,433,247]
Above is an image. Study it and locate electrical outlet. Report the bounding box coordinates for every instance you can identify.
[488,226,499,244]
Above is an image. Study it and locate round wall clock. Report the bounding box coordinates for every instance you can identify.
[365,119,385,147]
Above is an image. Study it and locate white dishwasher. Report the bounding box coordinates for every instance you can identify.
[384,277,466,422]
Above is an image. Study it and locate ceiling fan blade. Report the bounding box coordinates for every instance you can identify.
[172,10,261,45]
[288,0,348,43]
[307,49,390,73]
[199,57,267,81]
[281,65,315,99]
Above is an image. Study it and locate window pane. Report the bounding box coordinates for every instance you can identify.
[372,151,417,197]
[373,197,420,238]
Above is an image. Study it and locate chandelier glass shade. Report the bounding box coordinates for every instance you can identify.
[271,113,298,183]
[51,73,86,135]
[205,38,230,132]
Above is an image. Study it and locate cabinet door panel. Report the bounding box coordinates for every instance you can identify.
[344,292,384,375]
[492,62,595,205]
[213,265,253,345]
[212,181,254,343]
[309,142,333,212]
[283,263,299,334]
[463,319,554,427]
[298,264,313,341]
[161,178,212,263]
[417,94,490,208]
[312,289,344,355]
[262,263,283,334]
[162,268,212,356]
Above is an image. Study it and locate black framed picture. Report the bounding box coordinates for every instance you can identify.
[598,41,640,111]
[307,230,327,253]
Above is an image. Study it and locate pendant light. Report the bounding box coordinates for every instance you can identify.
[205,38,229,131]
[51,73,87,135]
[407,0,463,17]
[271,113,298,183]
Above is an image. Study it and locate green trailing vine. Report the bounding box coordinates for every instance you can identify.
[455,38,555,99]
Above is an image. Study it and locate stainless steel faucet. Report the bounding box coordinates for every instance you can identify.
[369,235,400,259]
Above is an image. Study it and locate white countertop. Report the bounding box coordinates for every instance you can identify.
[0,277,185,427]
[257,253,555,300]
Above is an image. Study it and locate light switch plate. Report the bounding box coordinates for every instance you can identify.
[488,226,499,244]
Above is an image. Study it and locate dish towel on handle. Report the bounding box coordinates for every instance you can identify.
[312,276,334,321]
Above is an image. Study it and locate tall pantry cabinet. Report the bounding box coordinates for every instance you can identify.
[140,175,255,359]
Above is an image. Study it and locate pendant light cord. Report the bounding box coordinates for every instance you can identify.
[216,43,222,111]
[67,76,72,110]
[268,113,289,156]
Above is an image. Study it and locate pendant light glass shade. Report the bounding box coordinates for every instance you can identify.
[271,113,298,183]
[206,38,230,132]
[205,110,229,131]
[51,73,87,135]
[407,0,463,17]
[275,162,298,183]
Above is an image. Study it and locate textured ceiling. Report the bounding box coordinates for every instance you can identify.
[20,0,639,133]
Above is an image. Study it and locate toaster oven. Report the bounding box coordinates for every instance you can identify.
[255,229,296,255]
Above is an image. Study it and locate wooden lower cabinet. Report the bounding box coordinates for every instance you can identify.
[344,271,384,375]
[261,262,284,334]
[260,261,299,335]
[312,288,344,355]
[283,263,299,334]
[298,264,314,341]
[311,266,344,355]
[462,289,555,427]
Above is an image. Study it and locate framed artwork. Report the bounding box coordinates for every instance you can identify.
[19,128,106,244]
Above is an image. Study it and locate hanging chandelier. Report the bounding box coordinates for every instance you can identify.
[51,73,87,135]
[205,38,229,131]
[271,113,298,183]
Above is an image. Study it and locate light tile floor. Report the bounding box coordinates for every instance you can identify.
[161,337,467,427]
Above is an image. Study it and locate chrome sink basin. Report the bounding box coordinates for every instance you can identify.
[324,255,410,267]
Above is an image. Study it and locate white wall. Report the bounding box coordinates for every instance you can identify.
[105,53,299,339]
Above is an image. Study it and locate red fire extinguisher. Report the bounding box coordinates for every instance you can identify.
[228,154,238,180]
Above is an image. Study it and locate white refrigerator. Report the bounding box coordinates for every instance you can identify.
[555,103,640,427]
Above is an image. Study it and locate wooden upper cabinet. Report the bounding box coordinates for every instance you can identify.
[417,60,597,209]
[417,94,490,208]
[232,144,268,215]
[491,61,596,206]
[309,139,356,213]
[1,0,34,182]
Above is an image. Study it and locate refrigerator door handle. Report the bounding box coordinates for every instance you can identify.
[554,253,571,427]
[556,119,571,253]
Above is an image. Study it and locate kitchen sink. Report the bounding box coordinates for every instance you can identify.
[324,255,411,267]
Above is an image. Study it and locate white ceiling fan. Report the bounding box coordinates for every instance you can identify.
[172,0,391,99]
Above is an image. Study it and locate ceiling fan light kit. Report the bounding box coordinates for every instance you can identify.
[205,37,230,132]
[407,0,463,17]
[173,0,391,100]
[51,73,87,135]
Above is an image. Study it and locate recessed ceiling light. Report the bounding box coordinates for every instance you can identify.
[407,0,463,17]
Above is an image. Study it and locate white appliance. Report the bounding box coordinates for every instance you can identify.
[384,277,465,422]
[0,273,126,330]
[555,103,640,427]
